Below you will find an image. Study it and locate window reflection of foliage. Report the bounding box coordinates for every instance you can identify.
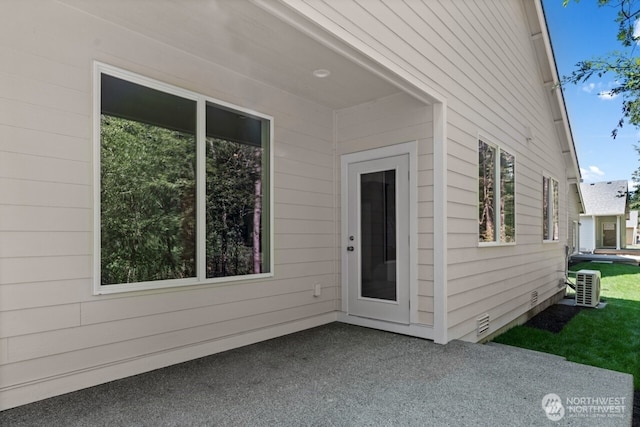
[542,177,559,241]
[500,151,515,243]
[100,115,196,284]
[206,138,263,278]
[552,179,559,240]
[479,140,515,243]
[543,177,549,239]
[478,141,496,242]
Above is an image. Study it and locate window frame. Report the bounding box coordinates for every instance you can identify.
[93,62,274,295]
[477,137,516,246]
[542,174,560,242]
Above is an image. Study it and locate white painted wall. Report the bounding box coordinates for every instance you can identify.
[0,0,580,409]
[0,0,341,410]
[579,216,595,253]
[568,185,583,253]
[626,211,638,245]
[335,93,434,325]
[282,0,577,341]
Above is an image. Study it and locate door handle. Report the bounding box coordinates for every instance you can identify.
[347,246,354,252]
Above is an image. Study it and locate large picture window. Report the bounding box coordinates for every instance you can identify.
[478,139,515,244]
[96,64,271,293]
[543,176,559,241]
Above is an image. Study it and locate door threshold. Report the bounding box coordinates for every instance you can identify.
[337,312,434,340]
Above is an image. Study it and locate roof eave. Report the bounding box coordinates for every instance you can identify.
[524,0,584,209]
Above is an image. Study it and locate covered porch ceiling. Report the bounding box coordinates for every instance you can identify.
[60,0,406,110]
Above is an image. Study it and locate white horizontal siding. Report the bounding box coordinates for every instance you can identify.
[336,92,434,324]
[7,291,334,362]
[275,234,334,249]
[79,275,335,326]
[0,0,342,408]
[274,188,334,208]
[0,178,91,209]
[0,256,92,285]
[1,152,90,186]
[284,0,574,341]
[0,232,91,258]
[580,216,595,252]
[0,125,90,162]
[0,304,80,338]
[0,279,91,312]
[0,206,91,232]
[1,301,336,389]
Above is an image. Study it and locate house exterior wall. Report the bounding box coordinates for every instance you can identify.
[0,0,580,410]
[568,185,582,253]
[282,0,575,341]
[581,215,627,250]
[595,215,623,249]
[0,0,340,410]
[626,210,638,245]
[335,93,434,325]
[579,216,596,253]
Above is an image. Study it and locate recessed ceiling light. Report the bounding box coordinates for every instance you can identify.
[313,69,331,78]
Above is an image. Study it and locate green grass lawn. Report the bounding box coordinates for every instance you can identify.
[492,262,640,390]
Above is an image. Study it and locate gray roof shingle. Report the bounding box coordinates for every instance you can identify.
[579,180,628,216]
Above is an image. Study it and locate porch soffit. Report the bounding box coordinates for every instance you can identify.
[58,0,402,110]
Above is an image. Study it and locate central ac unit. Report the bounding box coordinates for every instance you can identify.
[575,269,601,308]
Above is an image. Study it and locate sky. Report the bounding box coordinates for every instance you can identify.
[542,0,640,188]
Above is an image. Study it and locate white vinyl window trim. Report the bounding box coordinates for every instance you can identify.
[93,62,274,295]
[478,137,516,246]
[543,174,560,242]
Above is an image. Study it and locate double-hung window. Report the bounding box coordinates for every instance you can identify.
[543,176,559,241]
[95,63,272,293]
[478,139,515,244]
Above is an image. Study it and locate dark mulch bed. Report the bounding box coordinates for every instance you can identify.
[526,302,638,425]
[524,302,583,333]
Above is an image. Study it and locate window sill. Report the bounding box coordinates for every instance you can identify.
[478,242,516,248]
[94,272,274,295]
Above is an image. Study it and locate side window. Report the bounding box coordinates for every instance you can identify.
[97,64,271,293]
[543,176,559,241]
[478,139,515,244]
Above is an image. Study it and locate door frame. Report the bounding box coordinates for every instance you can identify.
[601,221,618,248]
[339,141,420,332]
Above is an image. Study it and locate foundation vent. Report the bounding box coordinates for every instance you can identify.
[477,313,490,336]
[531,291,538,307]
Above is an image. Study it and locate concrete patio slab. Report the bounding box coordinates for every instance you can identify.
[0,323,633,426]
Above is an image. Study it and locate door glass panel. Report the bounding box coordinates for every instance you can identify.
[603,223,616,247]
[360,170,396,301]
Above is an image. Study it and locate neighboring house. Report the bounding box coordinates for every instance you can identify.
[0,0,582,410]
[579,181,629,252]
[626,210,638,246]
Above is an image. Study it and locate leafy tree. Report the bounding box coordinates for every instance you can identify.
[101,115,196,284]
[561,1,640,207]
[101,116,265,285]
[630,146,640,209]
[562,0,640,138]
[478,141,515,243]
[479,141,496,242]
[205,138,264,278]
[500,151,516,243]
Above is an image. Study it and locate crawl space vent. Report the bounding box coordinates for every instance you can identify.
[531,291,538,307]
[477,313,490,336]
